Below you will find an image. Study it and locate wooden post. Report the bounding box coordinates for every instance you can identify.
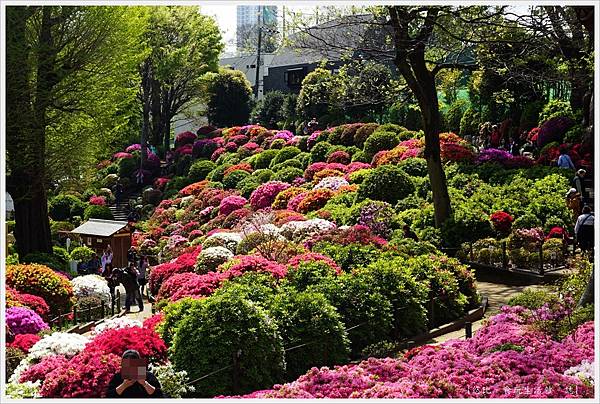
[87,305,92,322]
[429,298,435,329]
[58,309,62,330]
[469,242,474,261]
[465,321,472,339]
[539,244,544,276]
[502,241,508,270]
[117,290,121,312]
[73,307,78,324]
[101,301,105,318]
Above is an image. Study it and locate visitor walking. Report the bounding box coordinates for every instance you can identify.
[403,225,419,241]
[127,246,138,265]
[566,188,582,223]
[575,206,594,253]
[490,125,501,148]
[115,181,123,206]
[101,246,113,274]
[124,263,143,313]
[557,148,575,169]
[307,117,319,135]
[106,350,163,398]
[103,263,116,297]
[572,169,587,202]
[138,256,148,298]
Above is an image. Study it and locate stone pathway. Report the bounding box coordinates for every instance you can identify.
[426,267,570,345]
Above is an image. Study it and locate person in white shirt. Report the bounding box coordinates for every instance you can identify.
[101,245,113,274]
[575,205,594,252]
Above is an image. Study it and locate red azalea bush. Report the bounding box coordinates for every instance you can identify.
[223,163,253,177]
[6,264,74,315]
[154,177,171,191]
[169,271,230,301]
[175,143,193,156]
[546,226,568,241]
[490,211,514,234]
[16,292,50,319]
[304,162,328,180]
[89,195,106,206]
[20,354,69,383]
[113,152,133,160]
[441,143,475,163]
[148,247,201,295]
[40,350,121,398]
[222,255,288,279]
[157,272,199,300]
[287,253,342,274]
[8,333,42,354]
[143,313,165,332]
[175,131,197,148]
[327,151,351,165]
[84,326,168,364]
[211,147,227,161]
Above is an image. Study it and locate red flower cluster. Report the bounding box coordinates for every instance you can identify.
[490,211,513,234]
[83,326,168,364]
[7,333,41,354]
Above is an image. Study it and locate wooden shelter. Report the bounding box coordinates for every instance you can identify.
[70,219,131,267]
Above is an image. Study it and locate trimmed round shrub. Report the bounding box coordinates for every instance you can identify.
[237,177,261,199]
[50,221,75,241]
[170,291,285,397]
[267,289,350,379]
[354,123,379,148]
[363,131,400,159]
[270,146,301,168]
[83,205,114,221]
[157,297,203,346]
[48,195,86,221]
[358,165,415,204]
[398,157,428,177]
[118,156,138,177]
[206,163,233,183]
[272,166,304,183]
[285,260,339,292]
[223,170,250,189]
[6,264,74,315]
[69,246,95,262]
[252,168,274,183]
[310,141,333,163]
[250,150,278,170]
[195,246,234,274]
[188,160,216,181]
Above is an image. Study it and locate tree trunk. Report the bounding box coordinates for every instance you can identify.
[150,77,162,152]
[140,60,151,167]
[6,6,53,256]
[577,267,594,307]
[163,117,172,153]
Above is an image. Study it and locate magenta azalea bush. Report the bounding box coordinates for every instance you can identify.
[219,195,247,216]
[249,181,291,210]
[6,306,49,335]
[233,315,594,399]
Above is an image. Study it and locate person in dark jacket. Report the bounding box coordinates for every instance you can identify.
[403,225,419,241]
[106,350,163,398]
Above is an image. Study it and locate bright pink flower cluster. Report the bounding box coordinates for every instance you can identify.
[89,195,106,206]
[39,350,121,398]
[6,306,49,335]
[20,355,69,383]
[112,152,133,159]
[249,181,290,210]
[287,253,342,274]
[224,255,288,279]
[14,292,50,319]
[219,195,248,216]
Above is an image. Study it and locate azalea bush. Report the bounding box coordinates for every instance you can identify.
[6,264,74,315]
[71,275,111,305]
[6,307,49,335]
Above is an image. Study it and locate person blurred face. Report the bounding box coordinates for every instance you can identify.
[121,358,147,380]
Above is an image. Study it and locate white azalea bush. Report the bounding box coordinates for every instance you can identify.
[565,360,595,386]
[279,218,337,242]
[6,380,41,399]
[203,232,242,252]
[91,317,143,336]
[313,176,349,191]
[194,246,234,273]
[149,362,195,398]
[71,275,111,304]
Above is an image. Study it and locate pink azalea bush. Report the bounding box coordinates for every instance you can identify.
[233,316,594,399]
[6,306,49,335]
[249,181,291,210]
[219,195,248,216]
[88,195,106,206]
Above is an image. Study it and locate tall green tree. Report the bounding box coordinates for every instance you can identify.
[202,68,253,127]
[6,6,147,256]
[143,7,223,155]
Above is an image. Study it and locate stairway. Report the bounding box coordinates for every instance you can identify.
[108,190,142,221]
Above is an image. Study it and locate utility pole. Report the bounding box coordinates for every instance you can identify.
[254,6,263,98]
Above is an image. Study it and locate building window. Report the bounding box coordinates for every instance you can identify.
[285,67,306,87]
